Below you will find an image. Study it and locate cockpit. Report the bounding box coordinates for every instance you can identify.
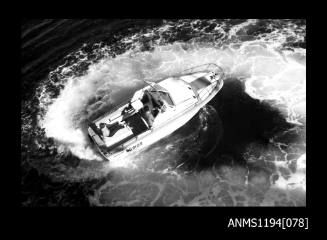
[95,84,175,144]
[138,89,168,128]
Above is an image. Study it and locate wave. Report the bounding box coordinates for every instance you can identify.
[37,37,305,162]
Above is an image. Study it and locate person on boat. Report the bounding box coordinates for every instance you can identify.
[143,105,154,129]
[152,107,160,117]
[141,91,153,109]
[99,123,110,137]
[143,90,166,114]
[100,122,124,137]
[157,99,166,112]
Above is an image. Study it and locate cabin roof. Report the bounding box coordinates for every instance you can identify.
[158,77,195,105]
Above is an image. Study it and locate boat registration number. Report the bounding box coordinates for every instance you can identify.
[126,142,143,152]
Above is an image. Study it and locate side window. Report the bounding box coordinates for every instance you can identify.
[160,92,174,106]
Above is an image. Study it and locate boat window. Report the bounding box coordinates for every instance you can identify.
[149,90,174,106]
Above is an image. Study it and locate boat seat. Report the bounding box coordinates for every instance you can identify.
[104,126,132,147]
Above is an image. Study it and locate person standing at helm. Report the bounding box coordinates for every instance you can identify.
[143,105,154,129]
[100,123,110,137]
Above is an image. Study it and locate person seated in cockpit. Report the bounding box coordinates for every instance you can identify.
[142,105,154,129]
[100,123,110,137]
[142,90,166,114]
[157,99,166,112]
[141,91,152,108]
[100,122,124,137]
[152,106,160,117]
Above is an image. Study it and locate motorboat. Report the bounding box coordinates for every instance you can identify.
[88,63,225,161]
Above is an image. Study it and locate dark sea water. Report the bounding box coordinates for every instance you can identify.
[21,19,306,206]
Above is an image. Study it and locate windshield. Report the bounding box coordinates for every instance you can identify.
[149,90,174,106]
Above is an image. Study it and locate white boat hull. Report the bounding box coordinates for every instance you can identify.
[88,63,225,162]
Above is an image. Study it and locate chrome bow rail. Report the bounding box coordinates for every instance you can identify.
[177,63,225,78]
